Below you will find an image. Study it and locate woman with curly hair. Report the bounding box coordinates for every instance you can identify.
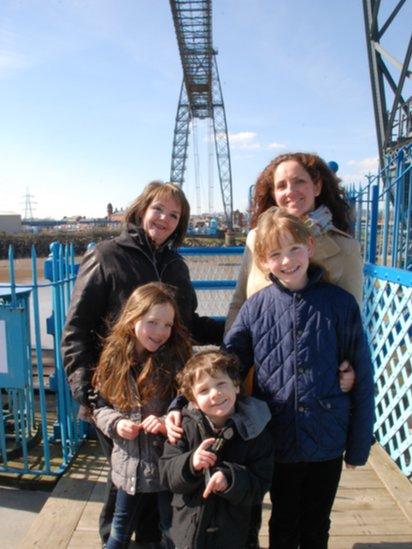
[227,152,362,331]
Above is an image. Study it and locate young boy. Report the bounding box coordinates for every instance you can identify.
[223,207,375,548]
[159,350,274,549]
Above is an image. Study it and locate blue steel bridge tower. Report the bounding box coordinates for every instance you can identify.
[169,0,233,229]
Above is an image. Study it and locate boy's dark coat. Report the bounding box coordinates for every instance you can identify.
[159,397,274,549]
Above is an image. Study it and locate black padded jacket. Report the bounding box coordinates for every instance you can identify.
[61,224,224,416]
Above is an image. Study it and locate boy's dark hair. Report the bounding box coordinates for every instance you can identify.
[178,350,241,402]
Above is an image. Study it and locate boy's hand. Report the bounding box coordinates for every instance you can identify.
[141,415,167,436]
[165,411,184,443]
[192,438,217,471]
[339,361,355,392]
[346,463,357,470]
[203,470,228,498]
[116,419,141,440]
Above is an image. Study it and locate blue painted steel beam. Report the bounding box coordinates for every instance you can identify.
[364,262,412,286]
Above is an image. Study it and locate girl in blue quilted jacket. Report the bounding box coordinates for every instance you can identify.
[223,207,375,549]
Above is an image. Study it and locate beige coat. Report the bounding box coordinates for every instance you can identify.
[225,226,363,331]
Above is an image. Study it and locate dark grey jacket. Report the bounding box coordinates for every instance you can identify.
[159,396,274,549]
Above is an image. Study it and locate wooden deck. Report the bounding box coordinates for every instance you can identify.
[19,441,412,549]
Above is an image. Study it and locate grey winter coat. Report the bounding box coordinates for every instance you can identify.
[93,395,168,495]
[159,396,275,549]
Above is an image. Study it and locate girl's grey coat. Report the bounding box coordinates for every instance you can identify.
[93,397,167,495]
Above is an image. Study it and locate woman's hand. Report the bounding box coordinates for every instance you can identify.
[203,470,228,499]
[192,438,217,472]
[116,419,141,440]
[140,415,167,436]
[165,410,184,443]
[339,361,355,392]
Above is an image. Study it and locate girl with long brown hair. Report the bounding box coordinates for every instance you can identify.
[92,282,192,549]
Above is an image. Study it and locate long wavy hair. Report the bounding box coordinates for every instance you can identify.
[92,282,192,411]
[250,152,351,232]
[124,181,190,247]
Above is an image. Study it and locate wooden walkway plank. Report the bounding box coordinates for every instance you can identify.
[18,441,412,549]
[18,441,106,549]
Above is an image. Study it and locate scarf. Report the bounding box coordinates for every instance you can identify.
[304,205,334,236]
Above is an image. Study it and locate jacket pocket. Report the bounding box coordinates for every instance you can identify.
[316,395,350,451]
[171,494,199,548]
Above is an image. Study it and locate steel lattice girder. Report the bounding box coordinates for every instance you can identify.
[363,0,412,164]
[169,0,233,228]
[170,81,191,186]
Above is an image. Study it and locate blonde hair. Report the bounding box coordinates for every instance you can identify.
[124,181,190,247]
[177,350,241,402]
[92,282,192,411]
[254,207,313,265]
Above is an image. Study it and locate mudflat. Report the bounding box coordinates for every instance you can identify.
[0,258,46,283]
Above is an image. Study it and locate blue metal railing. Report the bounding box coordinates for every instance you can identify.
[1,143,411,477]
[0,243,83,476]
[351,143,412,270]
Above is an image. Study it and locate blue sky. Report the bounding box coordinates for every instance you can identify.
[0,0,410,219]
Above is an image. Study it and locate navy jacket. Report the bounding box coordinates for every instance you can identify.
[223,267,375,466]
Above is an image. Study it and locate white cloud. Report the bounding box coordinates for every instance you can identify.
[342,156,380,185]
[0,49,28,71]
[267,141,287,150]
[229,131,261,150]
[347,156,379,173]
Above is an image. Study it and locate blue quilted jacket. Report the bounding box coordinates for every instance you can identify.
[223,267,375,466]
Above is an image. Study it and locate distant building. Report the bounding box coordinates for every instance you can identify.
[0,212,22,233]
[107,209,124,224]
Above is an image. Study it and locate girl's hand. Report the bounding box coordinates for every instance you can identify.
[339,361,355,392]
[141,415,167,436]
[192,438,217,472]
[165,411,184,444]
[203,470,228,499]
[116,419,141,440]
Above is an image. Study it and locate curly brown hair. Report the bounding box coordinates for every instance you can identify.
[92,282,192,411]
[250,152,351,232]
[124,181,190,247]
[177,350,241,403]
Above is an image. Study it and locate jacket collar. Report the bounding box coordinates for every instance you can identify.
[115,224,176,254]
[313,226,352,260]
[184,395,271,441]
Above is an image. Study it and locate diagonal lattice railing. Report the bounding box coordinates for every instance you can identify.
[363,263,412,476]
